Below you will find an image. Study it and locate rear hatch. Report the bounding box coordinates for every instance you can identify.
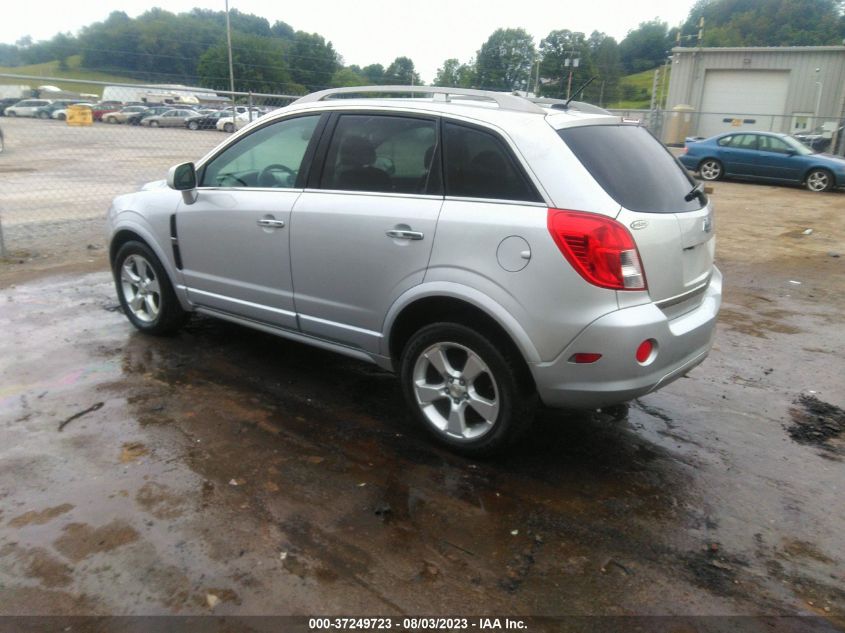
[557,124,714,312]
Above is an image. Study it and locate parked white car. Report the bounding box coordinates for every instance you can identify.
[51,103,95,121]
[216,112,252,133]
[5,99,53,117]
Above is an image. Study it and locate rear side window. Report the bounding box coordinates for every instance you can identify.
[558,125,703,213]
[727,134,758,150]
[320,115,437,195]
[443,122,542,202]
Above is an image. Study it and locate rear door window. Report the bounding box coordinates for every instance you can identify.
[320,114,438,195]
[443,122,541,202]
[727,134,759,150]
[558,124,703,213]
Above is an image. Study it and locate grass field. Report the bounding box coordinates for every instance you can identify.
[607,66,672,110]
[2,56,673,110]
[0,55,143,97]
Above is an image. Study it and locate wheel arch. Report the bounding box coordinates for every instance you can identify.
[802,165,835,184]
[109,219,190,311]
[697,156,722,170]
[384,287,539,389]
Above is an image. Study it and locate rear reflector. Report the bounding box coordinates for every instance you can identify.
[547,209,646,290]
[636,339,654,363]
[569,353,603,364]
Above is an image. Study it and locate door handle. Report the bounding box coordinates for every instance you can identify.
[257,218,285,228]
[386,229,424,240]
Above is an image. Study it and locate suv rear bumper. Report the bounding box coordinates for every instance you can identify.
[532,267,722,409]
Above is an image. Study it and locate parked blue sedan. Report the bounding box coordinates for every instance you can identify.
[679,131,845,192]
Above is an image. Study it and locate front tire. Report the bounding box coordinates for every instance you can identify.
[805,168,833,193]
[149,120,159,128]
[223,122,234,133]
[113,241,187,335]
[400,323,535,456]
[188,121,199,130]
[698,158,723,181]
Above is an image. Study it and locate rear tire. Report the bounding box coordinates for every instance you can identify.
[113,241,188,335]
[223,122,234,133]
[698,158,723,181]
[805,168,833,193]
[400,323,535,456]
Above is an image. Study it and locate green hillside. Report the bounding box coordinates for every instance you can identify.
[607,66,671,110]
[0,55,144,97]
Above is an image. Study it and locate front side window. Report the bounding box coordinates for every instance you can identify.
[759,135,791,154]
[200,115,320,188]
[443,122,541,202]
[320,115,437,194]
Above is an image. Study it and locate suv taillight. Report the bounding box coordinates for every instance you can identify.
[547,209,647,291]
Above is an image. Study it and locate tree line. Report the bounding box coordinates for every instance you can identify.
[1,0,842,100]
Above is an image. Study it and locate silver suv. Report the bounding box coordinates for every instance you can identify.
[107,86,721,455]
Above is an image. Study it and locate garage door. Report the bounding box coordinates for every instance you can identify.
[697,70,789,138]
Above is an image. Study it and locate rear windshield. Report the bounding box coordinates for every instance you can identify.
[558,124,703,213]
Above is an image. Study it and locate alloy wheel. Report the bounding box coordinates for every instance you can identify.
[412,341,500,441]
[699,160,722,181]
[806,170,830,192]
[120,255,161,323]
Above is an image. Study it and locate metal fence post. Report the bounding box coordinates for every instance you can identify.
[0,211,6,258]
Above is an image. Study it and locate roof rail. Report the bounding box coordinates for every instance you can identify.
[292,85,546,114]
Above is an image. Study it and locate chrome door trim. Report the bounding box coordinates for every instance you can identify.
[298,313,383,339]
[186,287,296,318]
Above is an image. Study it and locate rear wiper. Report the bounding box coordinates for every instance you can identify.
[684,182,705,203]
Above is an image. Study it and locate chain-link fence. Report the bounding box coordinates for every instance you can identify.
[0,74,296,261]
[2,73,844,263]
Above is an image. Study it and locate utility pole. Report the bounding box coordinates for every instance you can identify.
[564,52,580,100]
[225,0,236,130]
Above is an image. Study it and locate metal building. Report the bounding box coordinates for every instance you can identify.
[665,46,845,142]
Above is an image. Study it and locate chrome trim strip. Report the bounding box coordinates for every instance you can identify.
[187,287,296,318]
[301,188,443,201]
[299,313,383,339]
[654,276,711,309]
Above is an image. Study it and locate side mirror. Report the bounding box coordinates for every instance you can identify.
[167,162,196,190]
[167,162,198,204]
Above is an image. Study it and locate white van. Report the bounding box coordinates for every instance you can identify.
[5,99,53,117]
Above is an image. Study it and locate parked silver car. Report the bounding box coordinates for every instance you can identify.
[140,109,199,127]
[102,105,150,124]
[107,86,722,455]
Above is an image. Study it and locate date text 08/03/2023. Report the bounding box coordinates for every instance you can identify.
[308,617,528,630]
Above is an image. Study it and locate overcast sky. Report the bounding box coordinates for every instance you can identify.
[3,0,699,82]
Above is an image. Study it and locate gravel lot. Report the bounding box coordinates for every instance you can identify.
[0,116,224,260]
[0,121,844,630]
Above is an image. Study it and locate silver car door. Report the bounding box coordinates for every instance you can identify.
[177,114,323,329]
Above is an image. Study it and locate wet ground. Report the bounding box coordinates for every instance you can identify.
[0,181,843,627]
